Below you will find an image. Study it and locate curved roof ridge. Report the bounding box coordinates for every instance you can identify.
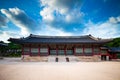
[8,34,112,44]
[87,34,99,41]
[29,34,91,38]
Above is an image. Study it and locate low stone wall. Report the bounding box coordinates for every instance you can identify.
[22,55,48,62]
[77,55,101,62]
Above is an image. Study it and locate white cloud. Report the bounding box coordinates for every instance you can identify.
[37,25,73,36]
[65,10,84,23]
[109,16,120,24]
[1,7,37,36]
[40,7,54,22]
[0,30,22,43]
[0,7,74,42]
[0,23,73,43]
[40,0,83,24]
[82,20,120,38]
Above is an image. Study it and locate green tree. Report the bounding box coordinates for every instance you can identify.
[106,38,120,47]
[8,42,21,50]
[7,42,21,56]
[0,41,8,58]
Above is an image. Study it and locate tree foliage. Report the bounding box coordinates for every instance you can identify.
[106,37,120,47]
[0,41,8,57]
[8,42,21,49]
[0,41,21,57]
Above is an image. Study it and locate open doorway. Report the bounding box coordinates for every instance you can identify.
[101,55,106,60]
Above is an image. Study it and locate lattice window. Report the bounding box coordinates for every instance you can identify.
[84,48,92,54]
[31,48,38,53]
[75,48,83,54]
[40,48,48,53]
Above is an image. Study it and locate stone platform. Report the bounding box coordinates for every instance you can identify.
[22,55,101,62]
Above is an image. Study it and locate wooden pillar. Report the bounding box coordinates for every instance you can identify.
[99,46,101,55]
[92,45,94,56]
[56,45,58,56]
[74,45,76,56]
[22,44,24,59]
[107,49,110,59]
[21,45,24,57]
[83,45,84,56]
[29,44,31,56]
[38,45,40,56]
[64,45,67,56]
[47,45,50,56]
[114,54,117,59]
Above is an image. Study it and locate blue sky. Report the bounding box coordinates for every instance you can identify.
[0,0,120,42]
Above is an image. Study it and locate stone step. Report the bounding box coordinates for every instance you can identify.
[58,57,66,62]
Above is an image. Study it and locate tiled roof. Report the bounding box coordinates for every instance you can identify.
[108,47,120,52]
[0,43,8,46]
[8,34,113,44]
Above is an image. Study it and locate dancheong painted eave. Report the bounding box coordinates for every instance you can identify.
[8,34,113,44]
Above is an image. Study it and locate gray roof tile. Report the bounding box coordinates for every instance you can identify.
[8,34,112,44]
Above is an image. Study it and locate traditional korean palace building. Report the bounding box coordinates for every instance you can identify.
[8,34,114,61]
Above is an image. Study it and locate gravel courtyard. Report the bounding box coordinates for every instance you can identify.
[0,58,120,80]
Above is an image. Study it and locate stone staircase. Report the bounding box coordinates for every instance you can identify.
[48,56,67,62]
[58,56,66,62]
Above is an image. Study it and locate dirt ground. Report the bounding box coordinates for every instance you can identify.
[0,59,120,80]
